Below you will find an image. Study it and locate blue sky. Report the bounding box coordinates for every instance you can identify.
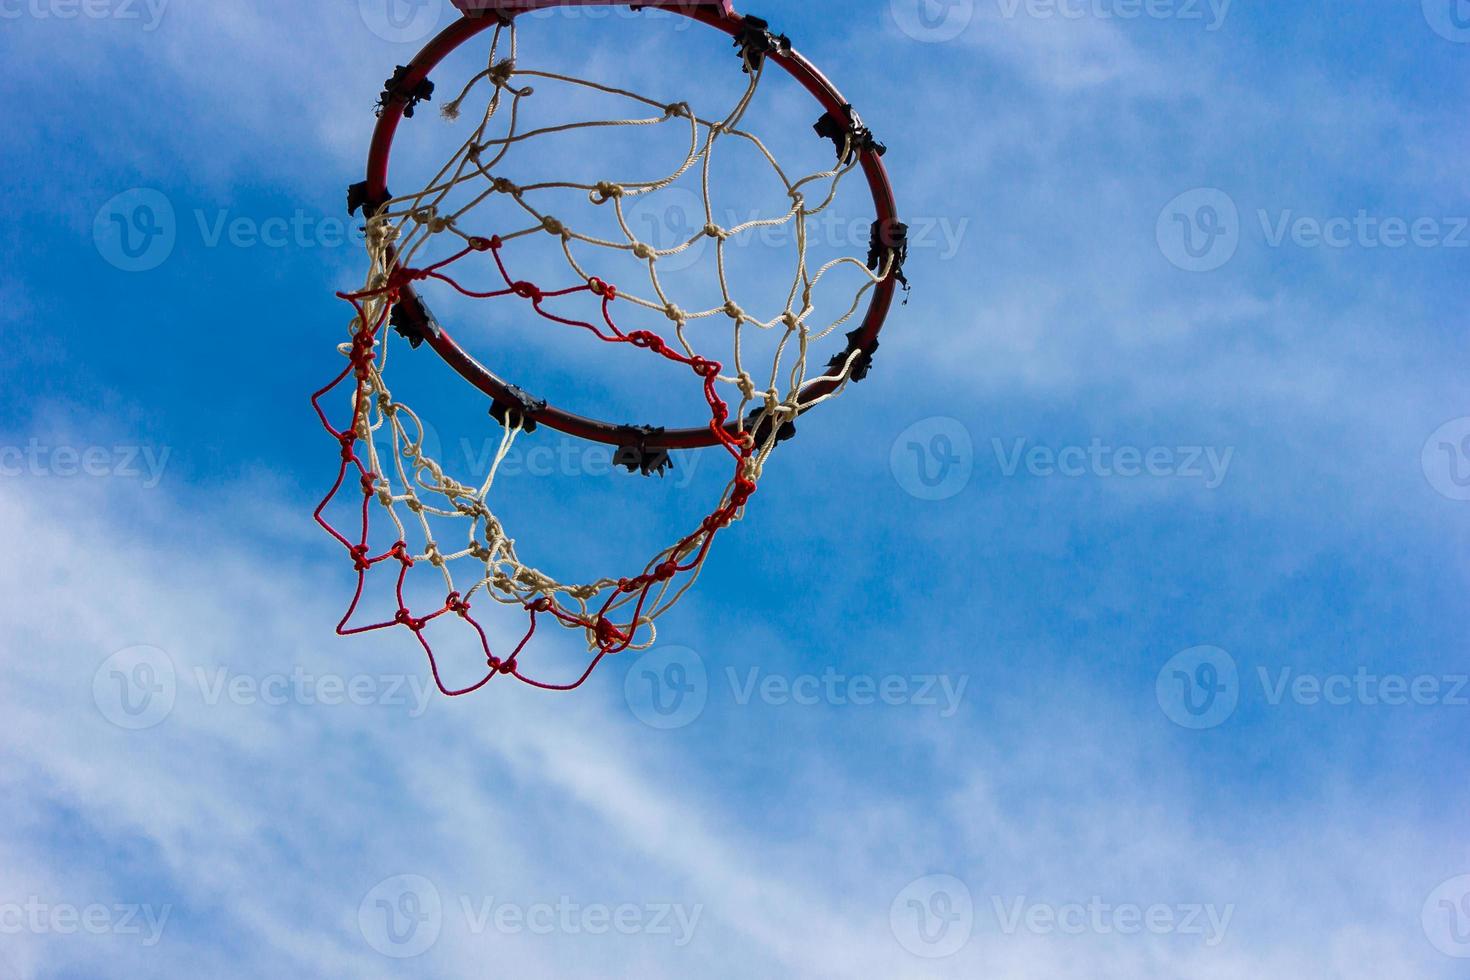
[1,0,1468,976]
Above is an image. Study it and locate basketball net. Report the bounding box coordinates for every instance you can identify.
[313,15,899,695]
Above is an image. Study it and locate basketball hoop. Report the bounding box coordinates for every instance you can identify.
[313,0,907,696]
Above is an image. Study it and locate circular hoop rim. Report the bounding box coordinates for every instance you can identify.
[363,0,901,451]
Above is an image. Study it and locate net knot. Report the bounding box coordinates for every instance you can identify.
[386,266,431,290]
[588,277,616,300]
[488,58,517,88]
[780,312,802,332]
[704,223,728,240]
[662,303,685,323]
[627,331,666,353]
[411,208,448,233]
[595,616,629,646]
[663,102,691,119]
[491,177,518,195]
[349,544,372,572]
[394,608,424,631]
[367,221,399,247]
[391,541,414,566]
[424,542,444,567]
[350,337,376,373]
[591,182,624,203]
[447,592,469,615]
[632,242,656,261]
[512,281,544,303]
[541,215,568,238]
[723,301,745,322]
[516,568,549,588]
[736,372,757,399]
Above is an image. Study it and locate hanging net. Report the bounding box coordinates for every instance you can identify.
[313,4,905,696]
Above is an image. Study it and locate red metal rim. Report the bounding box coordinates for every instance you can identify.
[363,0,901,450]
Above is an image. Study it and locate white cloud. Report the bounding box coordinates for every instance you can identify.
[0,474,1460,978]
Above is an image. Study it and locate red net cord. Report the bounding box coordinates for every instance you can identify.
[311,236,755,696]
